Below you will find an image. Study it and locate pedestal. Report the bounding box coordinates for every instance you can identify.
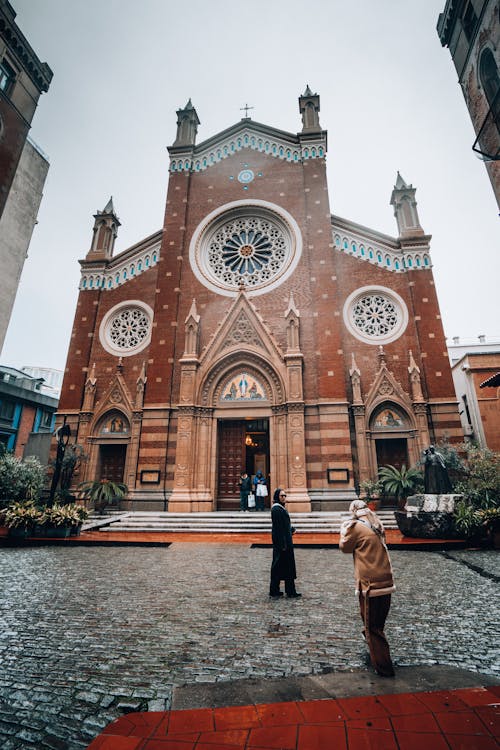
[395,494,463,538]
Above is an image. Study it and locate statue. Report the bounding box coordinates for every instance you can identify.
[423,445,452,494]
[48,421,71,505]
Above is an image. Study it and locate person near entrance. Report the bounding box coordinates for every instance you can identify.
[238,471,252,511]
[269,488,301,599]
[339,499,395,677]
[254,469,268,511]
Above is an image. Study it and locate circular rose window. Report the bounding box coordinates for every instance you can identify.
[99,301,153,357]
[343,286,408,345]
[189,199,302,297]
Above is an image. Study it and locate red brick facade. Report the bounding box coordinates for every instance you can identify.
[57,93,463,511]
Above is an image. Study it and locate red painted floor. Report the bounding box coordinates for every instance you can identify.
[7,528,468,547]
[86,686,500,749]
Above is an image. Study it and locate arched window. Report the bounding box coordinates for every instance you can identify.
[480,48,500,118]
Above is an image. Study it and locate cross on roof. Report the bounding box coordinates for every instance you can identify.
[240,103,254,118]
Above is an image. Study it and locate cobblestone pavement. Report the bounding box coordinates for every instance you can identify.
[0,544,498,749]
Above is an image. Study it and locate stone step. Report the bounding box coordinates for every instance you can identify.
[88,510,398,533]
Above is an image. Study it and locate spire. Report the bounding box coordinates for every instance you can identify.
[390,172,424,238]
[102,196,115,214]
[298,86,321,132]
[87,197,121,260]
[172,99,200,148]
[394,171,409,190]
[285,290,299,317]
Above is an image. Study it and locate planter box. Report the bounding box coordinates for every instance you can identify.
[7,526,31,540]
[44,525,71,538]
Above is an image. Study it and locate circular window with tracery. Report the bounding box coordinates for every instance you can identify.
[99,300,154,357]
[189,200,302,297]
[343,286,408,345]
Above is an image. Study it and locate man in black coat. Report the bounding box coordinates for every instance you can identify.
[269,488,301,599]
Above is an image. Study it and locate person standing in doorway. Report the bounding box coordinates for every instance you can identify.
[254,469,268,511]
[238,471,251,511]
[269,488,301,599]
[339,499,395,677]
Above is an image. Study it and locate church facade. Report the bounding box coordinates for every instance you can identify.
[57,89,463,512]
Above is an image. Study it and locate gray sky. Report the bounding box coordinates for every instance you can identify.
[2,0,499,371]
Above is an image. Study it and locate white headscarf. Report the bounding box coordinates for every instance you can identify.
[349,499,385,537]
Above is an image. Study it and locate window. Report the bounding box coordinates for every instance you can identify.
[0,400,15,420]
[462,2,478,43]
[480,48,500,119]
[40,411,54,429]
[0,58,15,94]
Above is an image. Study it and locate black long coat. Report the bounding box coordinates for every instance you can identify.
[271,502,297,580]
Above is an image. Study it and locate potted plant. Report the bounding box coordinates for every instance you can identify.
[68,504,89,536]
[39,504,73,538]
[78,479,128,515]
[359,478,383,510]
[4,502,41,539]
[378,464,423,509]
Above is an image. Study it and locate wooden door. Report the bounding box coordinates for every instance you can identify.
[217,420,246,510]
[375,438,408,472]
[99,444,126,483]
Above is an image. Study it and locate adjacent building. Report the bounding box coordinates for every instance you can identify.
[0,364,57,461]
[56,91,463,512]
[449,335,500,451]
[0,0,53,353]
[437,0,500,208]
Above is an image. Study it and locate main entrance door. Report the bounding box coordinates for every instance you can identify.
[98,444,127,483]
[217,419,269,510]
[375,438,408,472]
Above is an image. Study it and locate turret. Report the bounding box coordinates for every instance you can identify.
[87,197,120,260]
[390,172,424,238]
[172,99,200,148]
[298,85,321,132]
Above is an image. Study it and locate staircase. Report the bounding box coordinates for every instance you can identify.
[86,510,398,534]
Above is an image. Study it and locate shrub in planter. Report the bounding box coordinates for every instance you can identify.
[359,478,383,509]
[4,502,41,538]
[39,504,74,537]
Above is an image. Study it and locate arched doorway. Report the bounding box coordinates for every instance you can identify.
[215,370,271,510]
[369,403,413,473]
[217,418,270,510]
[88,410,130,484]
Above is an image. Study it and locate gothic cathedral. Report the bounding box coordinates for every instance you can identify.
[58,89,463,512]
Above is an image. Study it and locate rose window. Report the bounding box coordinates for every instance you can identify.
[108,308,150,350]
[189,201,302,297]
[351,294,398,337]
[208,217,287,288]
[343,287,408,345]
[99,301,154,357]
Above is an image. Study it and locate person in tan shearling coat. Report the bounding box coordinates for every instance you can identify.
[340,499,395,677]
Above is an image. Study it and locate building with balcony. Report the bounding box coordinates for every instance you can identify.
[437,1,500,208]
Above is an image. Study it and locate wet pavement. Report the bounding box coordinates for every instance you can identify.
[0,543,498,749]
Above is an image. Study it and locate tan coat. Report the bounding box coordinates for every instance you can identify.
[339,519,395,597]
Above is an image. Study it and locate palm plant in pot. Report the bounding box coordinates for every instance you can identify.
[78,479,128,515]
[378,464,423,509]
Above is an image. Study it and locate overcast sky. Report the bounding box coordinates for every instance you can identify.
[2,0,499,372]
